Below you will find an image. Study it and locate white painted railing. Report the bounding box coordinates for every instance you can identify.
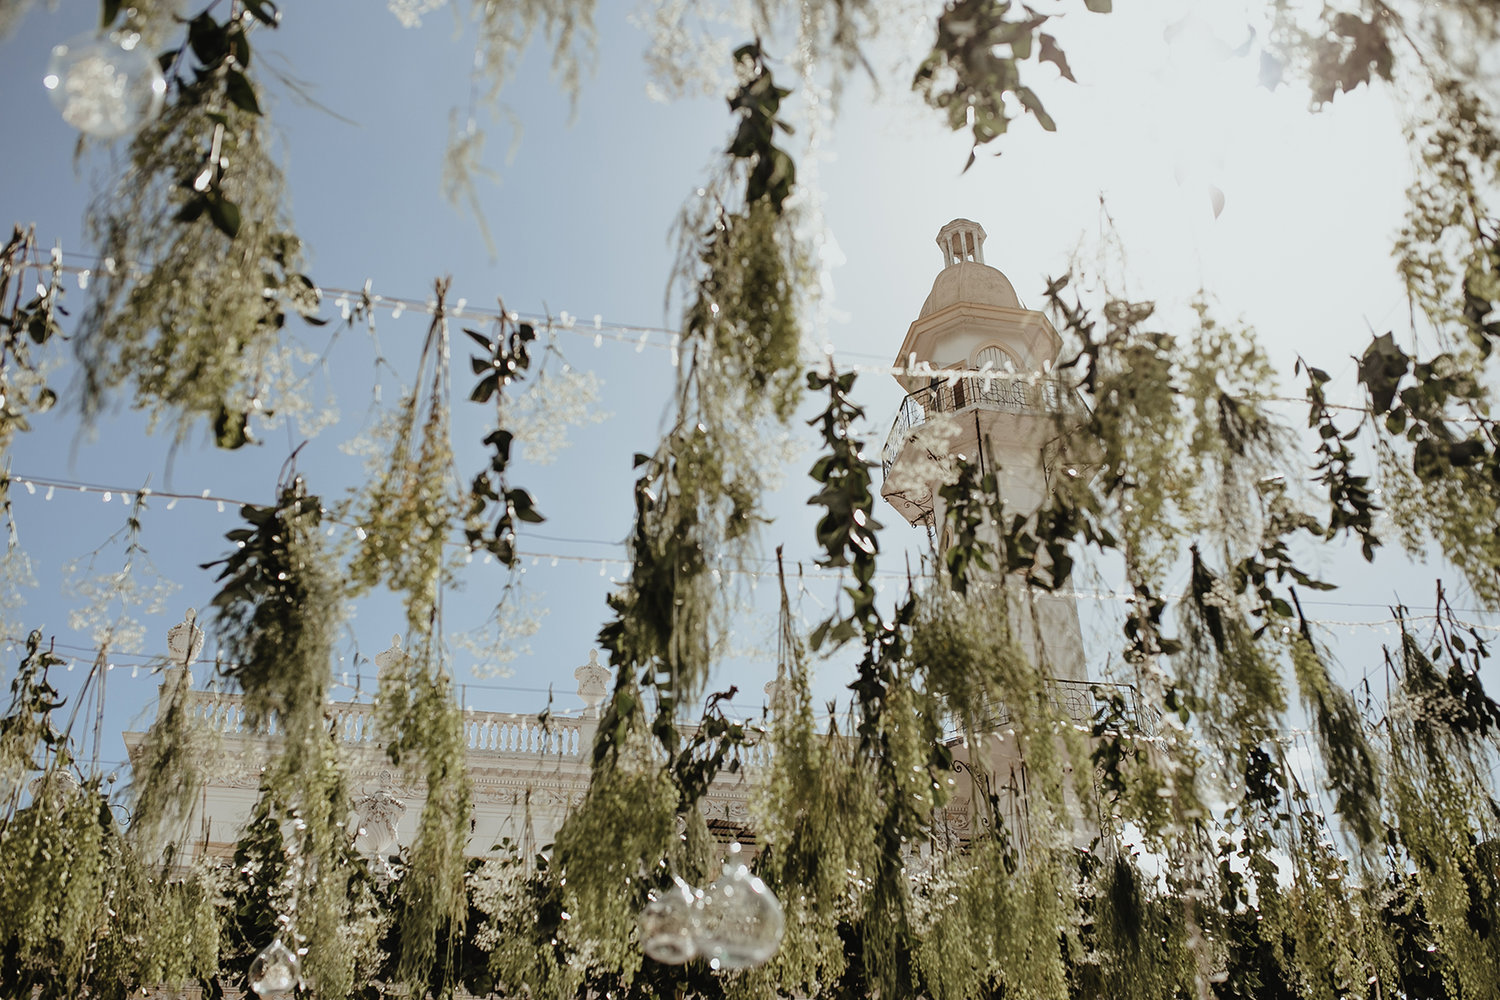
[185,689,586,758]
[177,687,785,768]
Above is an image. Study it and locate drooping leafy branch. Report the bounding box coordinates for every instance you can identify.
[202,472,337,757]
[805,366,882,651]
[1380,589,1500,998]
[595,41,806,768]
[913,0,1109,170]
[157,1,281,239]
[75,1,330,447]
[345,279,465,639]
[1357,329,1500,605]
[0,226,61,456]
[464,311,543,566]
[0,631,65,810]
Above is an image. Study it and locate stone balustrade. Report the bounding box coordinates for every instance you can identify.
[182,686,588,759]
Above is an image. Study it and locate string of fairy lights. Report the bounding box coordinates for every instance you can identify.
[5,470,1496,645]
[2,246,1414,415]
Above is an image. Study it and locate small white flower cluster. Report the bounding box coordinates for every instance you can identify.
[507,364,610,467]
[387,0,444,29]
[454,588,547,679]
[634,0,736,102]
[0,535,37,642]
[1197,573,1237,610]
[469,855,532,952]
[338,400,409,476]
[63,555,178,655]
[245,340,341,440]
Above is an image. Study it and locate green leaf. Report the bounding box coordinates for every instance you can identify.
[206,195,241,238]
[508,488,545,524]
[213,406,250,449]
[188,14,229,65]
[1357,332,1409,413]
[469,373,498,403]
[484,429,513,465]
[1038,33,1076,83]
[225,69,262,115]
[1014,87,1055,131]
[1083,0,1111,10]
[227,27,251,68]
[175,195,208,224]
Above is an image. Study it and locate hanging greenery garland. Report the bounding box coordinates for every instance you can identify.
[4,2,1500,999]
[75,3,322,447]
[598,43,804,658]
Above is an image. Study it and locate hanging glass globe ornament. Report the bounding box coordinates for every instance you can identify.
[638,876,701,964]
[248,937,301,995]
[695,843,785,971]
[43,30,166,139]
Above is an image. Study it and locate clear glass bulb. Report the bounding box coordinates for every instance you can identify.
[248,937,301,995]
[43,30,166,139]
[638,876,699,965]
[695,850,785,970]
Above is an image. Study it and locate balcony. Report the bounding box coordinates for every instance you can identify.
[178,686,590,758]
[972,678,1158,738]
[160,685,773,768]
[881,374,1082,477]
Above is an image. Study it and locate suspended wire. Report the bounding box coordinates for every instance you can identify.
[5,246,1455,416]
[5,471,1498,632]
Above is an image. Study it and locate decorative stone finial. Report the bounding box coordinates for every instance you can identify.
[936,218,987,268]
[575,649,610,718]
[167,607,205,667]
[351,788,406,857]
[374,634,407,681]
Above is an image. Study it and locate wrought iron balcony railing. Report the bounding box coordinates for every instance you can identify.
[881,374,1081,476]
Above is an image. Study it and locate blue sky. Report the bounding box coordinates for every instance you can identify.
[0,1,1483,779]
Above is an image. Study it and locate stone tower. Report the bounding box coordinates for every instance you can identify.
[879,219,1089,682]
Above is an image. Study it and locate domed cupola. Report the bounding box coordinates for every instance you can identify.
[919,219,1023,318]
[892,219,1061,395]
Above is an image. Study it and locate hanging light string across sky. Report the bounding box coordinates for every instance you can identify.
[1,245,1442,417]
[6,471,1497,633]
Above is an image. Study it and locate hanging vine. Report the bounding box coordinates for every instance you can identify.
[596,40,807,762]
[76,2,324,447]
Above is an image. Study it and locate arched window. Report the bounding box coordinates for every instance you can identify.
[972,344,1018,372]
[971,345,1025,406]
